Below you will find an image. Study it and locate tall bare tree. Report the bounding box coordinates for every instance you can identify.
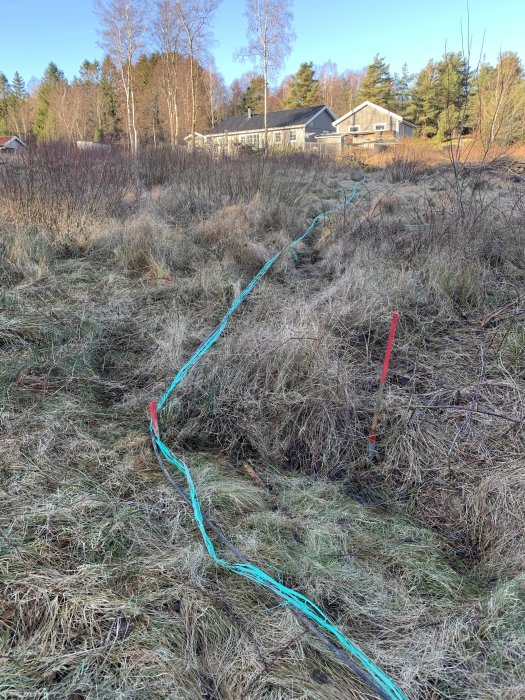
[154,0,183,145]
[96,0,148,152]
[204,57,226,127]
[237,0,294,151]
[176,0,221,147]
[475,52,525,148]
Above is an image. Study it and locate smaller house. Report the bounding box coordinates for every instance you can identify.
[187,105,337,154]
[317,101,416,153]
[0,135,26,153]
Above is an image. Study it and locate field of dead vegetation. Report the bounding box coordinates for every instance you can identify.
[0,145,524,700]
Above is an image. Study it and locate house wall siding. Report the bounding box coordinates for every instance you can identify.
[207,126,307,152]
[307,110,335,134]
[398,122,415,138]
[202,107,335,152]
[336,105,398,134]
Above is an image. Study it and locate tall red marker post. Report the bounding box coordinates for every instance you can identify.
[367,311,399,461]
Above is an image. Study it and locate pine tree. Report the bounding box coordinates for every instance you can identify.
[11,72,27,101]
[0,73,10,134]
[75,60,103,141]
[407,61,440,136]
[357,55,397,110]
[100,56,122,143]
[283,62,319,108]
[7,72,28,138]
[408,53,471,139]
[243,75,265,113]
[393,63,413,112]
[434,52,470,140]
[227,79,245,116]
[33,62,65,140]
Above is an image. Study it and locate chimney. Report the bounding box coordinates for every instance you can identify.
[247,108,252,119]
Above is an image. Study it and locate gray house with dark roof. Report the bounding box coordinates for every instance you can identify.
[186,105,337,153]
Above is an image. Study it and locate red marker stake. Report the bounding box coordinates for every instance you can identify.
[149,401,160,437]
[368,311,399,461]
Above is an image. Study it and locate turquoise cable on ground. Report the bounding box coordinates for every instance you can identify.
[150,178,409,700]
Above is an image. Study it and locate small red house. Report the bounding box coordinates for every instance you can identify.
[0,136,26,153]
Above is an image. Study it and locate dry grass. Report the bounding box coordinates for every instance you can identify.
[1,149,524,699]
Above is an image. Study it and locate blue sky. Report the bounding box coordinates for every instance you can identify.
[0,0,523,89]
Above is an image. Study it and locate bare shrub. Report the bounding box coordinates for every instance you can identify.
[153,150,322,225]
[0,143,136,236]
[383,142,432,183]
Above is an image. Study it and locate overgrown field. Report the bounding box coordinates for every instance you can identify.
[1,146,524,699]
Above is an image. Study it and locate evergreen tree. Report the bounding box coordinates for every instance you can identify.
[283,61,319,108]
[407,61,440,136]
[242,75,265,113]
[357,55,397,110]
[227,79,245,116]
[100,56,122,143]
[434,52,470,140]
[75,60,103,141]
[393,63,413,112]
[408,53,471,139]
[78,59,101,86]
[11,72,27,101]
[7,72,28,138]
[33,62,65,140]
[0,73,10,134]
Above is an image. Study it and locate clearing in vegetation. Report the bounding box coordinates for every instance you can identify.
[0,144,524,700]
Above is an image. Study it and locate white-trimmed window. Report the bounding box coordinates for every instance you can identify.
[348,125,360,133]
[374,123,386,132]
[240,135,246,144]
[289,130,297,142]
[274,131,282,143]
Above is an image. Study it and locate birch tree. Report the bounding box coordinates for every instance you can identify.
[237,0,294,151]
[154,0,183,145]
[474,52,525,147]
[175,0,221,147]
[96,0,148,153]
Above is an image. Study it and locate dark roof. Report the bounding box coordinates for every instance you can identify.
[208,105,333,135]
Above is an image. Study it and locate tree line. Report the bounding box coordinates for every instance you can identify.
[1,0,524,150]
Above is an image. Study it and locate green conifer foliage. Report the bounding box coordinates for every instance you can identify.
[33,62,65,140]
[357,55,397,110]
[0,73,10,134]
[283,62,319,108]
[243,76,265,113]
[393,63,413,112]
[100,56,122,142]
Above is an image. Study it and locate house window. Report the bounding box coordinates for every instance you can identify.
[253,133,259,147]
[240,135,246,144]
[374,123,386,132]
[348,125,359,133]
[289,130,297,142]
[274,131,282,143]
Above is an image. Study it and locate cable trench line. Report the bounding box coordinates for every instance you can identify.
[149,177,409,700]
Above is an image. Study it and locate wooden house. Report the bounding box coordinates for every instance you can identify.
[317,101,416,153]
[0,135,26,153]
[186,105,337,154]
